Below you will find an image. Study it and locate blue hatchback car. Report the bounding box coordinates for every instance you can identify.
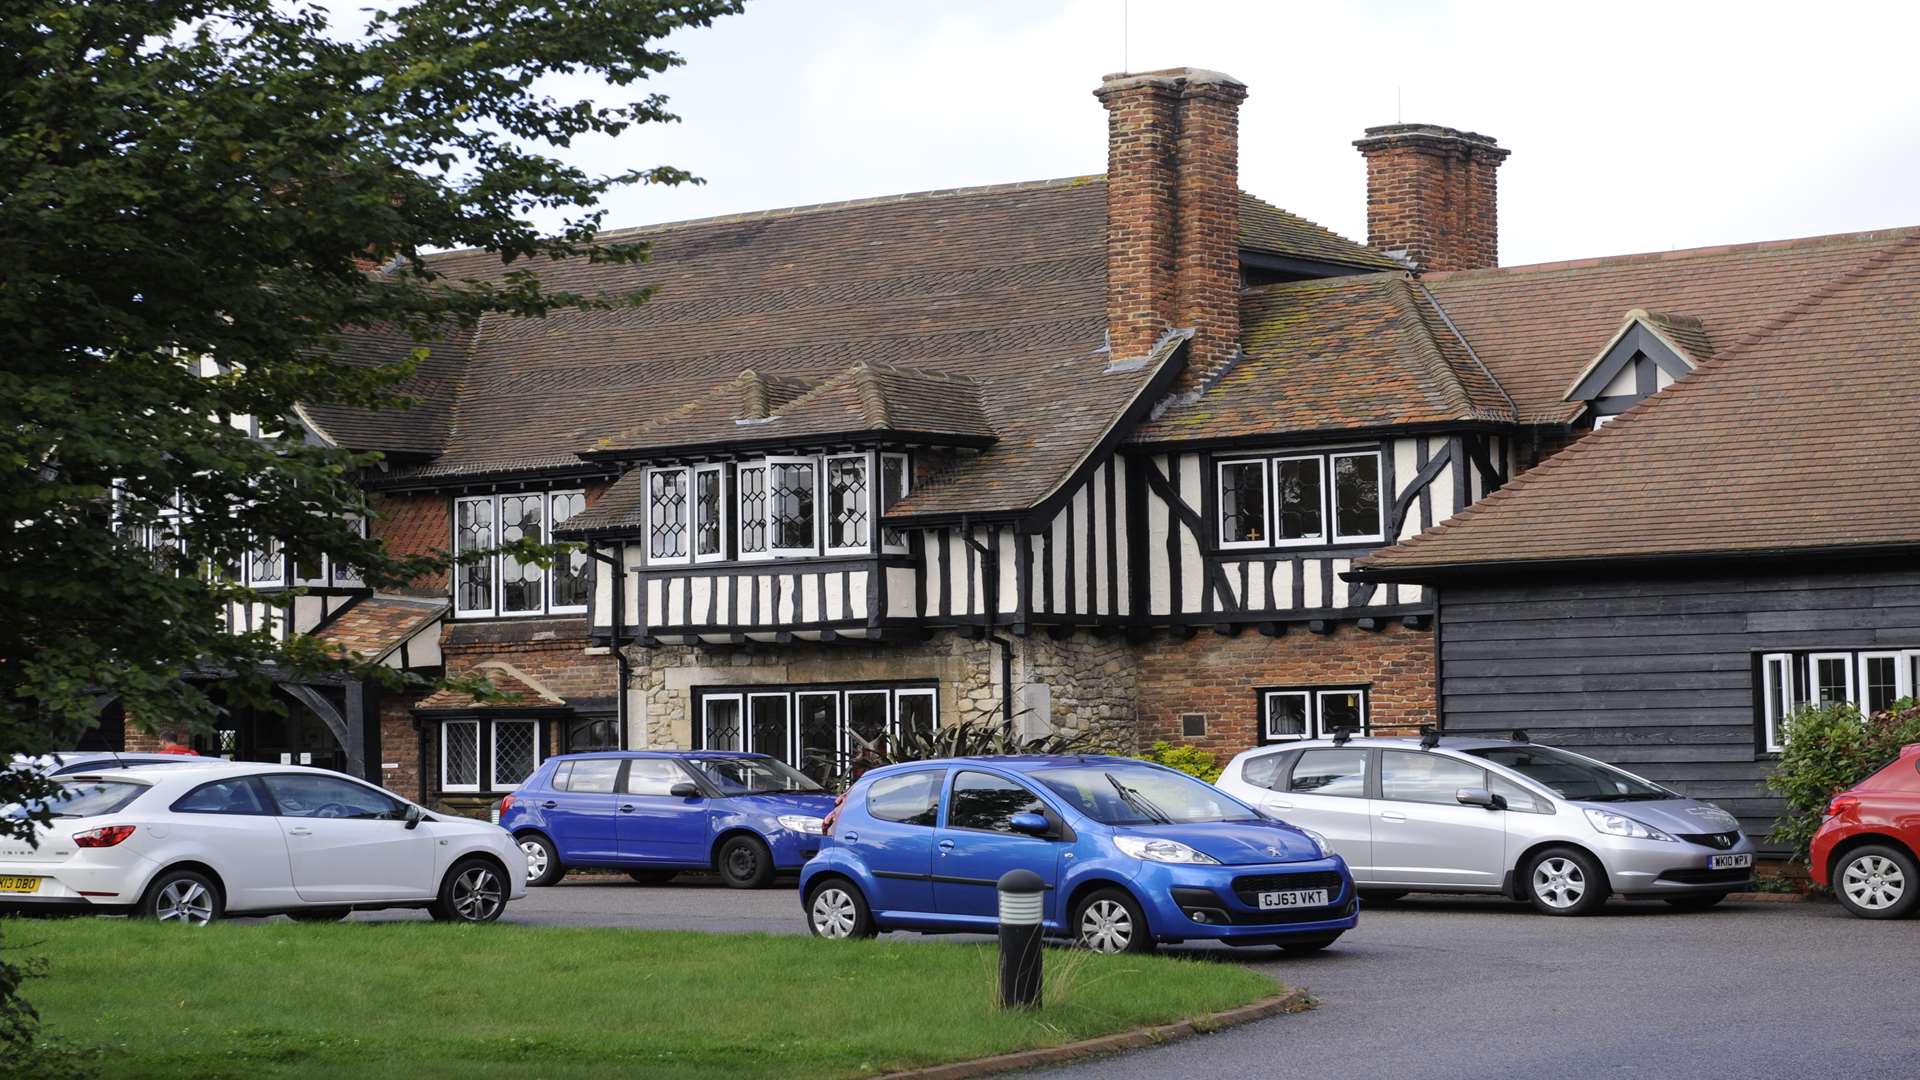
[499,751,836,889]
[799,755,1357,953]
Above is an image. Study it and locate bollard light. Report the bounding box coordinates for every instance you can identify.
[996,868,1045,1009]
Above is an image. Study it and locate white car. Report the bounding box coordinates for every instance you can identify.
[0,762,524,925]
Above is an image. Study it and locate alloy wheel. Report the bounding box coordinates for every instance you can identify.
[1532,857,1587,909]
[1842,854,1907,910]
[520,839,549,882]
[155,880,214,925]
[1080,899,1133,953]
[811,887,857,938]
[451,866,503,922]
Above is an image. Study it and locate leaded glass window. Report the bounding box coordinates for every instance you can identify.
[549,492,589,610]
[442,720,480,790]
[1219,459,1267,546]
[768,460,816,554]
[749,694,791,762]
[703,695,743,751]
[454,497,494,615]
[249,538,286,586]
[881,453,911,552]
[499,493,545,612]
[490,719,541,790]
[648,468,690,562]
[1331,451,1383,541]
[1274,456,1324,543]
[825,454,869,553]
[693,465,725,561]
[738,465,767,555]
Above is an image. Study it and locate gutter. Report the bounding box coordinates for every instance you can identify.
[959,515,1015,728]
[1347,541,1920,586]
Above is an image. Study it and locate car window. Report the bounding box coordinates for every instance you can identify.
[1488,773,1549,814]
[551,761,573,790]
[5,780,149,819]
[1464,745,1669,802]
[171,777,271,815]
[625,759,687,796]
[564,758,621,794]
[867,771,942,826]
[1380,752,1488,805]
[1033,766,1258,825]
[261,774,403,820]
[1289,749,1369,797]
[947,771,1046,833]
[1241,750,1297,791]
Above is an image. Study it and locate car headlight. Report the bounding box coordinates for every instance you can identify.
[777,815,825,835]
[1583,808,1674,841]
[1297,828,1332,858]
[1113,836,1220,865]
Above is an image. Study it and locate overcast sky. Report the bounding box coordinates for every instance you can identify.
[395,0,1920,267]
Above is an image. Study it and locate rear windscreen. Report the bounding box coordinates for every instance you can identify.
[2,780,148,819]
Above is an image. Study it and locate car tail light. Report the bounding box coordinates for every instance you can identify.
[498,793,516,817]
[1826,795,1860,820]
[822,791,847,836]
[73,825,135,848]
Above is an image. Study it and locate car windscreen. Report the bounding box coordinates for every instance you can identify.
[1032,766,1259,825]
[1463,746,1670,802]
[687,757,824,796]
[1,780,149,819]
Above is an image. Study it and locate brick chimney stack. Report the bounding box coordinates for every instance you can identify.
[1094,68,1247,388]
[1354,124,1509,273]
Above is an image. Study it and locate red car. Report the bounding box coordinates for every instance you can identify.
[1810,743,1920,919]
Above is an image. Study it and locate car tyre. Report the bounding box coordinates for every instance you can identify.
[716,835,774,890]
[285,908,351,922]
[805,878,876,940]
[1833,844,1919,919]
[138,869,222,926]
[1073,887,1155,954]
[1523,846,1609,916]
[1663,891,1732,911]
[1277,932,1342,955]
[517,833,565,888]
[428,858,508,924]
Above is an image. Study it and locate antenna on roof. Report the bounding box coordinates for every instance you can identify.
[1418,725,1440,750]
[1330,726,1353,747]
[1511,728,1530,744]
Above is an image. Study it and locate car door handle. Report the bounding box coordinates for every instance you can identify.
[841,831,857,843]
[1380,811,1407,823]
[1263,799,1294,812]
[288,826,312,837]
[618,804,635,813]
[542,801,557,809]
[938,839,955,852]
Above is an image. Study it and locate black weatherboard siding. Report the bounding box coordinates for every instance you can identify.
[1436,568,1920,852]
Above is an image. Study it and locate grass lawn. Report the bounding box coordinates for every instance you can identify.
[8,919,1281,1080]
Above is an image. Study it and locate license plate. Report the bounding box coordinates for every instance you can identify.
[1257,888,1328,909]
[0,876,41,894]
[1709,853,1752,870]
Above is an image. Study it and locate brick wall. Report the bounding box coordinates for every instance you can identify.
[1095,68,1246,389]
[1135,621,1437,757]
[1354,123,1508,273]
[375,690,427,799]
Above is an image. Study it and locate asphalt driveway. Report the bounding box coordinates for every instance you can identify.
[355,880,1917,1079]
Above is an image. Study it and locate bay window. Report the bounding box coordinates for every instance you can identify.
[1215,448,1381,550]
[767,458,818,556]
[693,464,726,563]
[453,489,589,617]
[646,452,912,564]
[880,453,911,552]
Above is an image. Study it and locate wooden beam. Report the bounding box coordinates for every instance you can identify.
[1308,619,1332,635]
[1169,625,1197,641]
[774,631,794,644]
[1125,626,1156,644]
[1257,621,1284,637]
[1401,613,1431,629]
[1010,622,1030,638]
[1356,617,1382,633]
[818,629,839,643]
[1213,623,1240,638]
[1046,624,1074,642]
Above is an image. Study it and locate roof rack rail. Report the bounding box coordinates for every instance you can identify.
[1330,726,1354,747]
[1418,725,1441,750]
[1511,729,1530,743]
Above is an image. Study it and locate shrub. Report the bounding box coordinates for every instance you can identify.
[1134,740,1223,783]
[809,716,1106,790]
[1767,699,1920,861]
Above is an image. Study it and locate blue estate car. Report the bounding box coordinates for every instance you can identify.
[499,751,836,889]
[799,755,1358,953]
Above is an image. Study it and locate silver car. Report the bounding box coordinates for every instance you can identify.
[1216,734,1757,915]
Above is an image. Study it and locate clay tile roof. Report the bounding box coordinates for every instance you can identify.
[1638,310,1715,364]
[1237,192,1402,271]
[414,661,567,711]
[312,594,448,663]
[1135,273,1515,442]
[1355,234,1920,575]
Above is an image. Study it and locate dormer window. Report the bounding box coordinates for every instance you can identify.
[1566,309,1707,427]
[646,451,911,565]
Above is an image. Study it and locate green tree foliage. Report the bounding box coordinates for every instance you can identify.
[0,0,739,1064]
[1767,700,1920,860]
[1133,740,1222,783]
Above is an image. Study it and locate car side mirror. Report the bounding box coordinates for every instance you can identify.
[670,782,700,799]
[403,804,424,830]
[1009,812,1050,837]
[1455,786,1506,810]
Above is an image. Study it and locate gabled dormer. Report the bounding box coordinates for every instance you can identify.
[1565,309,1712,428]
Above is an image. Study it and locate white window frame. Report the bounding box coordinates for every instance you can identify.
[496,492,549,615]
[701,692,744,752]
[1761,652,1795,753]
[546,490,590,614]
[823,452,874,557]
[880,452,912,554]
[487,718,544,792]
[452,495,496,617]
[644,466,693,567]
[1316,688,1369,735]
[1329,450,1386,544]
[1216,458,1271,551]
[764,455,821,558]
[1857,651,1914,716]
[843,688,891,758]
[692,463,728,565]
[1270,453,1329,548]
[249,537,287,589]
[736,461,770,561]
[746,691,793,759]
[329,515,366,588]
[453,489,589,616]
[893,687,938,741]
[440,719,481,793]
[1809,651,1857,708]
[1262,691,1312,742]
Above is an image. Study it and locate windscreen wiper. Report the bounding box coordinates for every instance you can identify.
[1106,774,1170,823]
